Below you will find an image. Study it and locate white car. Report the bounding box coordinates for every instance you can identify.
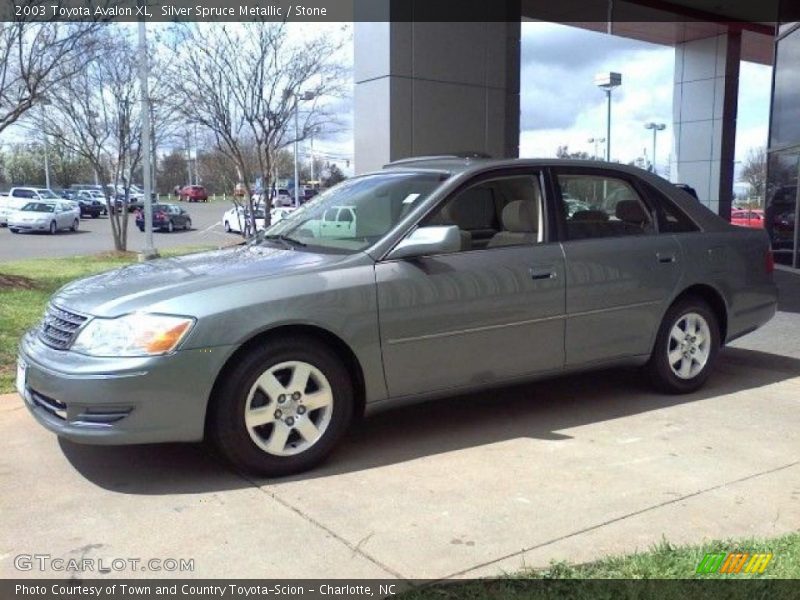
[0,195,28,226]
[303,205,357,238]
[223,206,266,234]
[8,200,81,234]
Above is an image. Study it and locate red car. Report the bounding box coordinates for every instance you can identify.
[731,208,764,229]
[179,185,209,203]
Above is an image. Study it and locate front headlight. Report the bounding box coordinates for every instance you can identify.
[71,313,195,357]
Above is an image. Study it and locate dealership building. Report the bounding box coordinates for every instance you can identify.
[354,1,800,266]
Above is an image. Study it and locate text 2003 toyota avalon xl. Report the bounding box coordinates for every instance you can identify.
[18,157,777,476]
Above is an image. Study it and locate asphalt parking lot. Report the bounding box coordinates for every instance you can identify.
[1,272,799,580]
[0,201,241,261]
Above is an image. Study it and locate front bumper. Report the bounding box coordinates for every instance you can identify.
[18,330,234,445]
[8,220,49,231]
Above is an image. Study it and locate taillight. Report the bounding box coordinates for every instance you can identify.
[155,211,166,220]
[766,249,774,274]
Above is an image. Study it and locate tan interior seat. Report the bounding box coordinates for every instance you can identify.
[487,199,539,248]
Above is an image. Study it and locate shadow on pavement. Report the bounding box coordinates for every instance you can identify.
[59,346,800,494]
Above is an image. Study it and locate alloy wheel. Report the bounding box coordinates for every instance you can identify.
[667,312,711,379]
[244,360,334,457]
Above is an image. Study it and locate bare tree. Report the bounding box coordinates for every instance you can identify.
[41,28,143,252]
[739,146,767,206]
[168,22,347,235]
[0,4,101,136]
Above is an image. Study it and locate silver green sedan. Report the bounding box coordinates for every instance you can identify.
[17,158,777,476]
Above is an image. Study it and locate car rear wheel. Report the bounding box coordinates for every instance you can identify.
[224,221,231,233]
[208,337,355,477]
[167,220,174,233]
[647,297,720,394]
[10,228,18,233]
[184,218,192,231]
[49,221,57,235]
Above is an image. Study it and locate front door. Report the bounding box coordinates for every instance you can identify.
[375,171,566,398]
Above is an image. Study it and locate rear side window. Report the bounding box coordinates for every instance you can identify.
[555,173,655,240]
[641,182,699,233]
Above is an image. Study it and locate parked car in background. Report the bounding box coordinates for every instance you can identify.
[223,205,267,233]
[17,158,777,477]
[180,185,209,203]
[731,208,764,229]
[135,203,192,232]
[300,205,357,238]
[766,185,797,254]
[272,188,292,207]
[8,200,80,234]
[0,195,29,226]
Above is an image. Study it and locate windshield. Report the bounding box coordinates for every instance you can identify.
[35,189,60,200]
[262,172,447,252]
[22,202,55,212]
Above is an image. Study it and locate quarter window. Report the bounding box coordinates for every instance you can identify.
[556,173,654,240]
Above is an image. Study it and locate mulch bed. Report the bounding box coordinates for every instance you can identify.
[0,274,39,290]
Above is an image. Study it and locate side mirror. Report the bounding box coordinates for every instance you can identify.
[387,225,461,260]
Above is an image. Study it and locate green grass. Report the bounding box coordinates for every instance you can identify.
[398,532,800,600]
[0,245,218,393]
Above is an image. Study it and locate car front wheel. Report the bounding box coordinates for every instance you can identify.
[208,337,355,477]
[70,219,79,232]
[184,218,192,230]
[167,220,174,233]
[647,297,720,394]
[49,221,57,235]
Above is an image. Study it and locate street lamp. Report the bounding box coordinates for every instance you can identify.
[39,98,51,189]
[644,122,666,174]
[588,137,605,160]
[291,90,316,207]
[137,4,157,259]
[594,72,622,162]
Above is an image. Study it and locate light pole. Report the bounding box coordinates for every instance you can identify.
[594,72,622,162]
[292,90,316,207]
[644,122,666,174]
[39,99,51,189]
[588,137,605,160]
[137,4,157,259]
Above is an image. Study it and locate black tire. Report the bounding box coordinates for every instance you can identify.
[224,221,231,233]
[167,220,174,233]
[70,219,79,232]
[49,221,57,235]
[208,336,355,477]
[10,228,18,233]
[138,226,144,232]
[646,296,720,394]
[184,219,192,231]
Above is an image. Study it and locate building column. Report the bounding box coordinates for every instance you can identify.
[671,31,741,220]
[354,15,520,174]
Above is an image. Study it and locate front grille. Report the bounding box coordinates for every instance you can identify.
[38,304,88,350]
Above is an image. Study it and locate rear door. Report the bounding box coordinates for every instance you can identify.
[552,167,682,365]
[375,169,566,398]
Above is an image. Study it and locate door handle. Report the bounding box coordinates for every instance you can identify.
[529,267,557,280]
[656,253,676,264]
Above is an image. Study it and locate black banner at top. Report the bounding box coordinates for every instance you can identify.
[0,0,798,24]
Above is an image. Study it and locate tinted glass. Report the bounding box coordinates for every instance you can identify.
[766,149,800,265]
[641,182,699,233]
[421,175,544,251]
[557,173,654,239]
[22,202,55,212]
[771,28,800,149]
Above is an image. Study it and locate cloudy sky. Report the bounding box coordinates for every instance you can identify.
[316,20,771,178]
[516,21,771,176]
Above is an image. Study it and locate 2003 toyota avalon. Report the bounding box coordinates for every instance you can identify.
[18,157,777,476]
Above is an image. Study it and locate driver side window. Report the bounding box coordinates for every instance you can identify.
[421,174,544,252]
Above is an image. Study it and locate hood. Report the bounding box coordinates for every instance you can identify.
[52,244,353,317]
